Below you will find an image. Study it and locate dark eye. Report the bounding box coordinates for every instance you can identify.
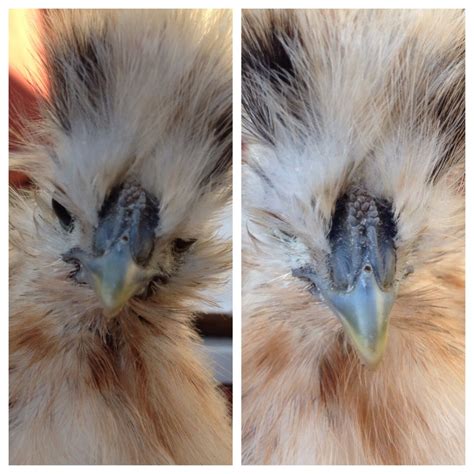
[52,198,74,232]
[172,238,196,254]
[278,229,296,242]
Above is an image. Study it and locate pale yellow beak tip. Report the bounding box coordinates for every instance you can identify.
[86,244,150,318]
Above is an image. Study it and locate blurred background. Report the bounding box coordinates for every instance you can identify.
[9,9,232,407]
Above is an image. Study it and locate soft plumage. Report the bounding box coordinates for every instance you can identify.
[10,9,232,464]
[242,10,464,464]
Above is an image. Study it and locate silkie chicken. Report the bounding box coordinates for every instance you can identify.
[242,9,464,464]
[10,9,232,464]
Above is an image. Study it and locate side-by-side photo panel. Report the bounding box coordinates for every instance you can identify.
[242,9,465,465]
[9,9,232,465]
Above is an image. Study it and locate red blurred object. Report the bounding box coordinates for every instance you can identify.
[9,74,37,189]
[9,9,44,188]
[9,71,39,188]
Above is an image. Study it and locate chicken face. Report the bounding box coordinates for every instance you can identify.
[291,187,399,366]
[57,180,197,317]
[242,9,464,368]
[10,10,232,325]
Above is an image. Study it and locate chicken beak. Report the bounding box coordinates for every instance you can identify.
[62,182,161,317]
[85,241,151,318]
[322,268,396,368]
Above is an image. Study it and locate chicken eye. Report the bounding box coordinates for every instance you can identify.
[52,198,74,232]
[278,229,296,242]
[172,238,196,254]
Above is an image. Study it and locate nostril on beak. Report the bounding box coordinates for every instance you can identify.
[363,265,372,273]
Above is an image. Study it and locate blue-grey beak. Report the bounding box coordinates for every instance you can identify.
[319,265,396,367]
[294,188,398,368]
[83,240,154,317]
[63,182,160,318]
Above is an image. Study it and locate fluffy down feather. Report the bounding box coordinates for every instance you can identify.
[242,10,464,464]
[10,10,232,464]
